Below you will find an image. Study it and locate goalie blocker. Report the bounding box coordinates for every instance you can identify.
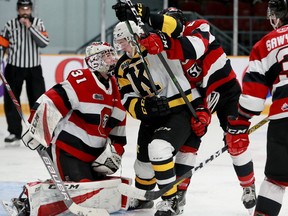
[11,176,132,215]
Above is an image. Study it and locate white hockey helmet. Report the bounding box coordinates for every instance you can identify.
[85,41,117,73]
[113,21,144,51]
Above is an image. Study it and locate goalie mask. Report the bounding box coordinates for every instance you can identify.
[85,42,118,74]
[113,21,144,57]
[268,0,288,29]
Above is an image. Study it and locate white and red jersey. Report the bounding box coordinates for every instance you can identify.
[30,68,126,162]
[165,19,237,99]
[239,25,288,120]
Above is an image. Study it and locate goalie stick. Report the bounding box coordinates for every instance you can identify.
[0,70,109,216]
[120,0,198,120]
[118,117,269,200]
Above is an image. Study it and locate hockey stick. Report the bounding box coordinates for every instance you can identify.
[0,70,109,216]
[120,0,198,120]
[119,0,158,95]
[118,117,269,200]
[123,23,158,95]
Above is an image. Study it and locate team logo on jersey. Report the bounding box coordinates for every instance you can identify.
[121,61,130,70]
[127,60,161,97]
[187,63,202,78]
[98,108,112,136]
[93,94,104,100]
[155,127,171,132]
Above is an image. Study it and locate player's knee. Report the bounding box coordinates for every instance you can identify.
[175,151,197,166]
[259,178,285,202]
[148,139,174,162]
[256,178,285,215]
[134,159,154,179]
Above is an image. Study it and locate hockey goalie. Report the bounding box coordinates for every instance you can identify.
[3,41,132,215]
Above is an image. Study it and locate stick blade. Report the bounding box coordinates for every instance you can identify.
[69,203,109,216]
[117,183,147,200]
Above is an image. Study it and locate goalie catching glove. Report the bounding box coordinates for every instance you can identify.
[92,138,123,175]
[225,115,251,156]
[140,32,171,55]
[112,2,150,24]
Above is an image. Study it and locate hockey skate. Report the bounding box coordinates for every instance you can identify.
[242,184,256,214]
[128,198,154,210]
[155,196,180,216]
[4,134,20,147]
[177,190,186,214]
[6,186,30,216]
[11,197,30,216]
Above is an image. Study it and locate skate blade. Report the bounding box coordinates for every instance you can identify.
[5,141,21,148]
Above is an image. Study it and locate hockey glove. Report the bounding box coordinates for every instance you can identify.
[142,96,171,118]
[191,106,211,137]
[92,138,122,175]
[140,32,171,55]
[112,2,150,23]
[22,129,44,150]
[226,116,251,156]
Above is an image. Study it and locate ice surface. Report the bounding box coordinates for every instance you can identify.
[0,114,287,216]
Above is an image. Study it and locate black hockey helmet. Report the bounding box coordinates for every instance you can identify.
[17,0,33,8]
[268,0,288,26]
[158,7,187,24]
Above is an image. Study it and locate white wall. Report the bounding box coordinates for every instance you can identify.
[0,0,119,54]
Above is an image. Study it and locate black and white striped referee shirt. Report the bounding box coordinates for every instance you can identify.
[0,17,49,68]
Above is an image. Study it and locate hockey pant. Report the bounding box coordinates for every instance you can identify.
[135,110,193,198]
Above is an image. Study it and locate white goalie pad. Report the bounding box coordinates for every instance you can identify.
[24,176,132,215]
[29,95,63,147]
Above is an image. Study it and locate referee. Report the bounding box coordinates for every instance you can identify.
[0,0,49,146]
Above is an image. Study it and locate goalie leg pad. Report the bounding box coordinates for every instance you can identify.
[23,177,132,215]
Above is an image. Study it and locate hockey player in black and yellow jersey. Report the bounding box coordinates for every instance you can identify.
[113,21,195,216]
[113,2,256,214]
